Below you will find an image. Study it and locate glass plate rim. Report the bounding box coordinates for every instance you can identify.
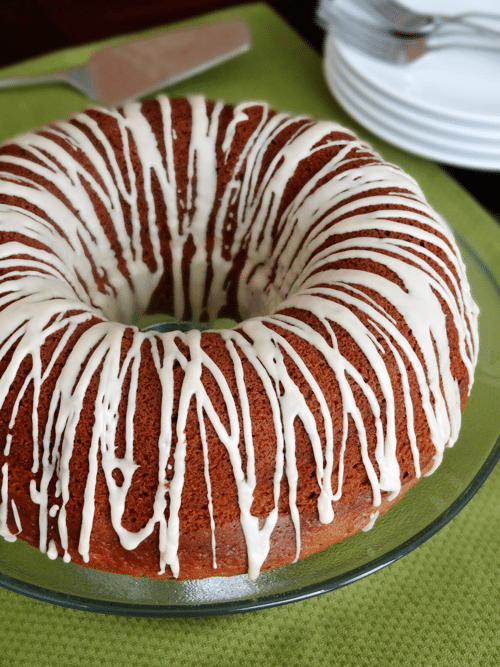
[2,430,499,618]
[1,232,499,618]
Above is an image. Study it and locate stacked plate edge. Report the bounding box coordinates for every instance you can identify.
[323,20,500,171]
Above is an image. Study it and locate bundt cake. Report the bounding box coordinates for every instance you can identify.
[0,95,479,580]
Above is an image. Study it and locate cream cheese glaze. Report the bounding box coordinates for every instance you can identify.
[0,95,479,580]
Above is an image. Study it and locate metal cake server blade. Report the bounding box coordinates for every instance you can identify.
[0,19,252,106]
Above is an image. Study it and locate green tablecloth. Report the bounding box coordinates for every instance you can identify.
[1,3,500,665]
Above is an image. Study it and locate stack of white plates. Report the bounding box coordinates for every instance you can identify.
[323,10,500,171]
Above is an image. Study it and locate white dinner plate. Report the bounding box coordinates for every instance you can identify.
[324,56,500,170]
[325,34,500,144]
[326,50,500,154]
[326,4,500,129]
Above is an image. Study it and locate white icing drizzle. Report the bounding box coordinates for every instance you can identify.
[362,510,379,532]
[0,96,479,579]
[47,539,58,560]
[11,499,22,534]
[0,464,17,542]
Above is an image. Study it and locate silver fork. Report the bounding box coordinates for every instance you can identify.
[344,0,500,36]
[318,4,500,63]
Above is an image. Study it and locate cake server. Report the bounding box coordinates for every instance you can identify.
[0,19,252,106]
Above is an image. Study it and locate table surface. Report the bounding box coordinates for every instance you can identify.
[1,3,500,666]
[2,0,498,220]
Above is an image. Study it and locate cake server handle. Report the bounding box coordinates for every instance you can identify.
[0,72,66,89]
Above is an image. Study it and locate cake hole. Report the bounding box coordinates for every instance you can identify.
[138,317,238,333]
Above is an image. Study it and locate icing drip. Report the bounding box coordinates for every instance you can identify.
[1,464,17,542]
[362,510,379,532]
[0,96,479,579]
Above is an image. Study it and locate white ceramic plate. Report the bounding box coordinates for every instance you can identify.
[326,2,500,128]
[324,57,500,170]
[326,53,500,156]
[325,34,500,144]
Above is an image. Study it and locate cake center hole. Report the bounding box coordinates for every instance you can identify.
[140,317,237,333]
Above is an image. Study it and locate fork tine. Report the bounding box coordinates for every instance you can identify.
[346,0,432,31]
[321,5,500,64]
[324,9,415,63]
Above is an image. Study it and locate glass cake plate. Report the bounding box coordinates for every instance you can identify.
[1,233,499,617]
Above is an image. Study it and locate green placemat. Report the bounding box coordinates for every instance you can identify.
[1,3,500,666]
